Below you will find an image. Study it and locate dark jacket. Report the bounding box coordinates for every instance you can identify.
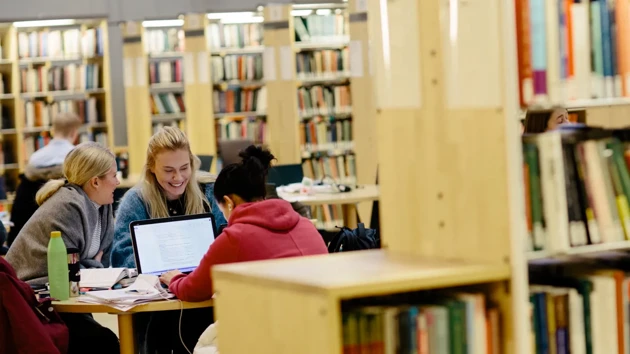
[0,256,69,353]
[8,164,64,247]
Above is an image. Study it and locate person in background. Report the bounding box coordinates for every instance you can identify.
[8,111,81,247]
[524,106,570,133]
[5,141,120,354]
[110,126,226,354]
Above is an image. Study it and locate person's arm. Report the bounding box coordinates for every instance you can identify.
[204,183,228,229]
[111,190,145,268]
[169,232,239,302]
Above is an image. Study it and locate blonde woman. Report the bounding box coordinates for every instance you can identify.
[111,127,227,268]
[5,141,120,354]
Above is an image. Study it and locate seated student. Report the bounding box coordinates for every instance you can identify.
[111,126,227,268]
[8,111,81,247]
[159,145,328,301]
[110,127,226,354]
[5,141,120,354]
[524,106,570,133]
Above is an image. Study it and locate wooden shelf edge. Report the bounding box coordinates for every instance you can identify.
[213,249,511,300]
[527,240,630,263]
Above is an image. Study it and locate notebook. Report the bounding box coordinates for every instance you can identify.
[80,268,137,289]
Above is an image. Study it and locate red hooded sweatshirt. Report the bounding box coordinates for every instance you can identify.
[169,198,328,302]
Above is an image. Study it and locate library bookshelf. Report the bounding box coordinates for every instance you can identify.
[213,0,531,352]
[0,18,113,207]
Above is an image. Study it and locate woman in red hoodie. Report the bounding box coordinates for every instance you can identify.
[159,145,328,302]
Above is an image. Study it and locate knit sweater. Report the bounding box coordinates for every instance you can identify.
[5,184,114,284]
[111,182,227,268]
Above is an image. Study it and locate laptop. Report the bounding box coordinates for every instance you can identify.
[197,155,214,172]
[129,213,218,276]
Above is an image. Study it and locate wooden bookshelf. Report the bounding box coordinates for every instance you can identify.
[205,10,266,172]
[0,19,114,200]
[213,0,530,353]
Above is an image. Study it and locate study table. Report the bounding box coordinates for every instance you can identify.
[52,298,214,354]
[277,184,379,228]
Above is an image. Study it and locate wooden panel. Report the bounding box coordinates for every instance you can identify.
[99,20,115,149]
[263,5,301,164]
[214,276,340,354]
[212,250,510,299]
[183,14,216,165]
[348,0,378,222]
[122,22,151,176]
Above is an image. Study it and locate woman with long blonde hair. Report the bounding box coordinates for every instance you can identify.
[5,141,120,354]
[111,126,226,268]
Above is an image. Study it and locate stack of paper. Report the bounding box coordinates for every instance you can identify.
[78,274,173,311]
[80,268,138,289]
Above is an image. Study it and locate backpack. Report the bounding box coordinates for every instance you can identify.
[327,223,380,253]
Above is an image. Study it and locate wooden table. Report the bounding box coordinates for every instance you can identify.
[53,298,213,354]
[277,185,379,227]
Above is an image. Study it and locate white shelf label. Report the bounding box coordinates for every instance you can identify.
[197,52,209,84]
[349,40,364,78]
[135,58,146,86]
[268,4,284,22]
[126,22,138,36]
[123,58,134,88]
[184,53,195,84]
[280,46,294,81]
[356,0,368,12]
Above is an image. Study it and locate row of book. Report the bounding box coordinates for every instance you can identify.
[216,117,265,143]
[515,0,630,106]
[522,126,630,254]
[296,49,349,78]
[17,27,104,59]
[20,64,101,93]
[341,292,500,354]
[207,23,263,50]
[145,28,185,55]
[149,60,183,84]
[150,93,185,116]
[300,118,353,154]
[211,55,263,82]
[294,13,347,43]
[25,98,102,129]
[302,153,357,186]
[298,85,352,118]
[528,267,630,354]
[311,203,345,230]
[212,86,267,114]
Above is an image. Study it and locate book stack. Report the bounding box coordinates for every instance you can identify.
[516,0,630,106]
[523,127,630,256]
[342,292,500,353]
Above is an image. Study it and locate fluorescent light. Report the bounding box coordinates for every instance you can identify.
[142,19,184,28]
[13,19,76,28]
[291,9,313,16]
[315,9,332,15]
[207,12,255,20]
[206,12,263,24]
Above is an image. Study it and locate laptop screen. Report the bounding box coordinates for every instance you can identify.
[130,214,216,276]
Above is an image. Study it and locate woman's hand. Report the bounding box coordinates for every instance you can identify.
[159,270,183,286]
[94,251,104,262]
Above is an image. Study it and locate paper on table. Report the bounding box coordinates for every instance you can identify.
[80,268,133,288]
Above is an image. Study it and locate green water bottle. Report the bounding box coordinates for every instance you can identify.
[47,231,69,300]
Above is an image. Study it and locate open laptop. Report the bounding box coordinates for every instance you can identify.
[129,213,218,276]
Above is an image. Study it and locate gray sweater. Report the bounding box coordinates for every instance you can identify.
[6,183,114,284]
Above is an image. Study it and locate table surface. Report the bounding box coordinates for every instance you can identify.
[52,297,213,314]
[276,185,379,205]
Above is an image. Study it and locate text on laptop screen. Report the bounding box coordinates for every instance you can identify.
[133,217,215,275]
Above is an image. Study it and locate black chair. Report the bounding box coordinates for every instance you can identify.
[267,164,304,186]
[217,139,254,166]
[197,155,214,172]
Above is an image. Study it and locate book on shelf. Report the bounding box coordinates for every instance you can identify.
[341,291,500,354]
[149,59,182,84]
[303,152,356,186]
[20,63,100,93]
[206,22,263,50]
[25,98,102,128]
[297,85,351,117]
[516,0,630,106]
[145,28,184,54]
[522,127,630,254]
[216,117,265,144]
[294,12,347,43]
[17,27,103,59]
[296,49,349,79]
[300,117,353,154]
[213,86,267,115]
[528,267,630,354]
[150,93,185,115]
[211,54,263,82]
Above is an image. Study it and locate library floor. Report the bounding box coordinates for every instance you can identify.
[94,313,119,337]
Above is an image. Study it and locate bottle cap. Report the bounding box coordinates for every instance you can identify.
[51,231,61,238]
